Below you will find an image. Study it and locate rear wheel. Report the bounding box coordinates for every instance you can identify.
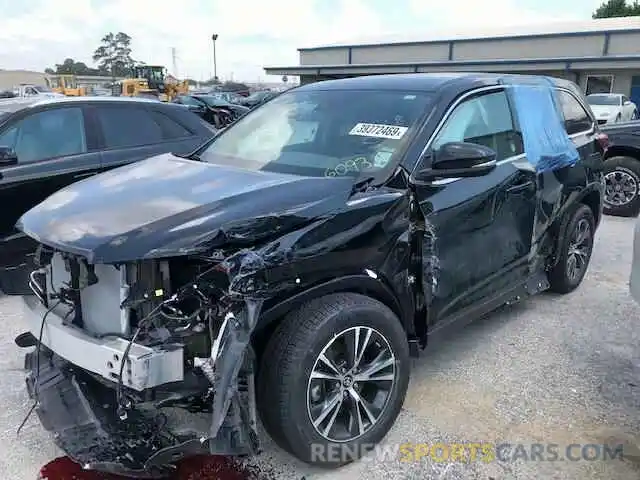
[603,156,640,217]
[257,293,410,467]
[548,204,595,294]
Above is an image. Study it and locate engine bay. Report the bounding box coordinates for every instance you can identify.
[22,244,260,477]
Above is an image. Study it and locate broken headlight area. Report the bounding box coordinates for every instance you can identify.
[20,246,266,477]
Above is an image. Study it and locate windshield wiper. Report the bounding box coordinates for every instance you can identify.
[174,152,201,161]
[351,176,376,194]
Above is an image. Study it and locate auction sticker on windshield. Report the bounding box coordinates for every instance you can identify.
[349,123,408,140]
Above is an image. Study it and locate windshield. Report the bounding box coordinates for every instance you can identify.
[198,89,433,178]
[197,95,227,107]
[248,91,268,101]
[587,94,620,106]
[34,86,52,93]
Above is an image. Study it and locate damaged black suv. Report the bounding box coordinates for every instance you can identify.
[14,73,604,477]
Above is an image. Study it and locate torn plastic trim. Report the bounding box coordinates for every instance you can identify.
[181,248,281,459]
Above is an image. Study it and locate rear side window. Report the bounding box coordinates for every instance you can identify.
[149,110,192,139]
[557,91,593,135]
[96,106,163,148]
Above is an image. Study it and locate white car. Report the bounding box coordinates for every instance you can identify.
[587,93,638,124]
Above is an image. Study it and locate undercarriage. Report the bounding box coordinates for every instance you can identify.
[20,245,262,477]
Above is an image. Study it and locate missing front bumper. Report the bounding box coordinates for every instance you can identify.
[25,350,185,478]
[20,289,262,476]
[21,295,184,391]
[25,349,259,477]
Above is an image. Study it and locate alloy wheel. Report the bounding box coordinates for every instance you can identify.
[604,169,638,207]
[306,326,396,442]
[566,218,592,283]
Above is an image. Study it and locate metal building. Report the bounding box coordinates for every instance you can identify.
[0,70,48,90]
[0,70,123,92]
[264,16,640,105]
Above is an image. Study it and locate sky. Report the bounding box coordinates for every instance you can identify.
[0,0,606,83]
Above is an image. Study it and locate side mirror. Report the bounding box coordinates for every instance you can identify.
[624,100,632,106]
[414,142,497,182]
[0,146,18,166]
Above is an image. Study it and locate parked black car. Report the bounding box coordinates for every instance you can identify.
[238,90,279,109]
[598,120,640,216]
[172,94,250,128]
[0,96,213,293]
[14,73,603,477]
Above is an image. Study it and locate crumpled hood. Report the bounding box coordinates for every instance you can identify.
[17,153,355,263]
[590,104,620,118]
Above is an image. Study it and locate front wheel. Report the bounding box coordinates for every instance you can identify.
[257,293,410,467]
[548,204,595,294]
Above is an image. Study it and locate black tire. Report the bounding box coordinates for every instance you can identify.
[256,293,410,467]
[548,204,595,294]
[616,113,621,123]
[603,156,640,217]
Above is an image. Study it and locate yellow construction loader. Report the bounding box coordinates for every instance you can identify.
[131,65,188,101]
[46,75,86,96]
[164,74,190,101]
[115,65,189,101]
[116,77,159,98]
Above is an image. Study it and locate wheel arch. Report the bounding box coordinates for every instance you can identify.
[579,187,603,229]
[604,145,640,163]
[548,189,600,270]
[252,275,412,360]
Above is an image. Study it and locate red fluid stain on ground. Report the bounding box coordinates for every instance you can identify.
[39,456,268,480]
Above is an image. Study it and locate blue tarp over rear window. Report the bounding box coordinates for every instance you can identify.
[501,76,579,174]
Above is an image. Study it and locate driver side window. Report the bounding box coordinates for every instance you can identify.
[431,90,523,162]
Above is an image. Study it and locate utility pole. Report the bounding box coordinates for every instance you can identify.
[211,34,218,82]
[171,47,178,77]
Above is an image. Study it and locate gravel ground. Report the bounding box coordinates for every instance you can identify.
[1,215,639,480]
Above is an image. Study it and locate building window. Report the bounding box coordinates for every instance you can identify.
[585,75,613,95]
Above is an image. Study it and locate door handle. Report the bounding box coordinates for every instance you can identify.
[506,180,534,193]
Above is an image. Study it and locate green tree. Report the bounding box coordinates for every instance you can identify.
[92,32,136,77]
[51,58,103,75]
[222,81,249,93]
[593,0,640,18]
